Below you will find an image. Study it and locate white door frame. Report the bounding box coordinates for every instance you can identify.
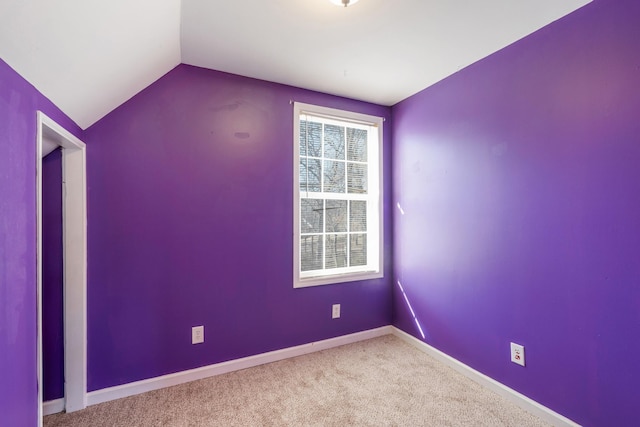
[36,111,87,424]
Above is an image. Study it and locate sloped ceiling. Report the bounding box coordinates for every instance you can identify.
[0,0,181,130]
[0,0,590,130]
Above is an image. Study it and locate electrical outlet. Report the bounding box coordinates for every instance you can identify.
[192,325,204,344]
[510,342,525,366]
[332,304,341,319]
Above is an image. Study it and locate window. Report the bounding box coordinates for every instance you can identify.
[294,102,383,288]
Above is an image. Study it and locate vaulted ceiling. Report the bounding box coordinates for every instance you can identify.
[0,0,591,129]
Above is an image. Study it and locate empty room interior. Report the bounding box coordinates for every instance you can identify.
[1,0,639,426]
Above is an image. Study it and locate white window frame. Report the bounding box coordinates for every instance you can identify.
[293,102,384,288]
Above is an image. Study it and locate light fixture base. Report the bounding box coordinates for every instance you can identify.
[329,0,360,7]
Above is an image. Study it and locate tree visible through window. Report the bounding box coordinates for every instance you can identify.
[294,103,383,288]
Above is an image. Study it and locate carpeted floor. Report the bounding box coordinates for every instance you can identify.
[45,335,550,426]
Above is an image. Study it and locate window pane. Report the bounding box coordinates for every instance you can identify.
[325,234,347,269]
[300,158,322,192]
[299,159,308,192]
[301,199,324,234]
[323,160,345,193]
[301,235,323,271]
[326,200,347,233]
[350,234,367,267]
[295,104,382,286]
[347,128,368,162]
[324,124,345,160]
[349,200,367,232]
[347,163,367,194]
[300,120,322,157]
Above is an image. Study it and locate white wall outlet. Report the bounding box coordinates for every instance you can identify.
[192,325,204,344]
[332,304,341,319]
[510,342,525,366]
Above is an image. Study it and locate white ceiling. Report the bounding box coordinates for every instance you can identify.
[0,0,590,130]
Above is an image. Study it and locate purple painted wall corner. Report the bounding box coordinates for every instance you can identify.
[6,1,640,423]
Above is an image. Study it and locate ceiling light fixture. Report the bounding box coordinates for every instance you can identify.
[329,0,360,7]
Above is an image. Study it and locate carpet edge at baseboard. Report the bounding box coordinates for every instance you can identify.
[43,398,65,416]
[83,326,393,408]
[47,325,579,427]
[390,327,581,427]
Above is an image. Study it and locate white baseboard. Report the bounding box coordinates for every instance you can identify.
[87,326,393,406]
[391,327,580,427]
[43,398,65,416]
[84,324,578,427]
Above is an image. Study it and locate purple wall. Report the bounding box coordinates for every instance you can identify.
[9,1,636,422]
[42,148,65,401]
[84,64,393,391]
[391,0,640,425]
[0,59,81,426]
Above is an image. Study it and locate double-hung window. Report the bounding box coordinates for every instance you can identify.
[294,102,383,288]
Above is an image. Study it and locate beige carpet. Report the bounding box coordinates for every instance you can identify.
[45,335,550,426]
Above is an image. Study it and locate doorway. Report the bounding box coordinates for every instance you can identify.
[36,112,87,425]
